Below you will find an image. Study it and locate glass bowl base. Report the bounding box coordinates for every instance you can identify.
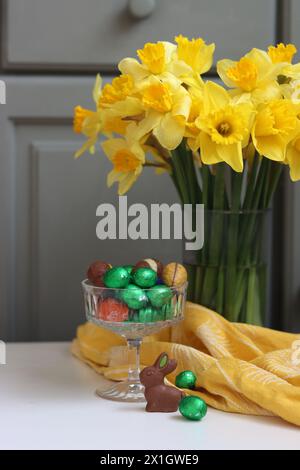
[96,381,146,403]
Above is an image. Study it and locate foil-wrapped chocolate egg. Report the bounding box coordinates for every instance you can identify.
[98,297,128,322]
[103,266,130,288]
[86,260,112,287]
[123,265,133,277]
[132,267,157,288]
[162,262,187,287]
[121,284,148,309]
[179,396,207,421]
[133,258,163,278]
[175,370,197,390]
[147,285,172,308]
[138,306,155,323]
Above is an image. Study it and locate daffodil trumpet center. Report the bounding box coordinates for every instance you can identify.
[227,57,258,92]
[142,83,173,113]
[268,43,297,64]
[217,122,232,137]
[112,149,141,173]
[137,42,166,74]
[99,75,134,106]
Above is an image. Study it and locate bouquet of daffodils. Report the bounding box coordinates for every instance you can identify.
[74,36,300,324]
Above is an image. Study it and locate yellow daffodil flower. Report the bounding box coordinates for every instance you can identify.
[74,75,104,157]
[73,105,103,158]
[285,135,300,181]
[194,82,254,172]
[217,48,281,104]
[99,73,144,119]
[252,99,300,161]
[118,41,178,83]
[268,43,297,64]
[184,87,204,152]
[99,75,134,106]
[280,77,300,104]
[174,35,215,75]
[101,124,146,195]
[131,77,191,150]
[280,63,300,103]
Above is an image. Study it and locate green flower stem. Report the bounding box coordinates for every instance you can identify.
[225,171,243,321]
[266,162,283,208]
[238,158,268,265]
[178,143,201,205]
[170,150,190,204]
[242,154,259,210]
[200,165,211,265]
[246,267,262,325]
[201,164,225,306]
[167,139,283,324]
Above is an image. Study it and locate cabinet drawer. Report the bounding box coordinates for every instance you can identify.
[2,0,276,72]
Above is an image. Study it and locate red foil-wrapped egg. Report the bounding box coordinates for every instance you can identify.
[87,260,112,287]
[98,298,129,322]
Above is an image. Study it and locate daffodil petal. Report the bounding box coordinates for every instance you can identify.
[153,113,185,150]
[109,97,144,117]
[135,111,162,140]
[216,142,243,172]
[107,169,125,187]
[168,59,193,78]
[200,43,216,74]
[172,88,191,119]
[75,137,97,158]
[216,59,237,88]
[118,168,142,195]
[161,41,177,62]
[93,74,102,105]
[199,132,222,165]
[203,81,229,113]
[286,145,300,181]
[118,58,148,82]
[101,138,126,160]
[254,134,286,161]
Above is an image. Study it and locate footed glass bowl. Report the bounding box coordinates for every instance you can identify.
[82,279,187,403]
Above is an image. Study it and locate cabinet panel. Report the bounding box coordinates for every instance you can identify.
[3,0,276,71]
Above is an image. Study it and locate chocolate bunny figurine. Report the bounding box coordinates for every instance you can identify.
[140,352,185,412]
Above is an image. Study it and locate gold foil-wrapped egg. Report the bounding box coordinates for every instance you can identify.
[162,262,187,287]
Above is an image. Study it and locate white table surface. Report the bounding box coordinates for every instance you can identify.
[0,342,299,450]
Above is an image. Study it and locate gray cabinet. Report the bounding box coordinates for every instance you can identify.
[1,0,298,340]
[2,0,276,71]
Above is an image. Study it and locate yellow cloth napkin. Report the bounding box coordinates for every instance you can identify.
[72,301,300,426]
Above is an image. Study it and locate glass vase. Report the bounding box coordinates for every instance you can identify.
[184,209,271,325]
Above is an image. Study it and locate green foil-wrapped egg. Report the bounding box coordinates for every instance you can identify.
[175,370,197,389]
[151,308,165,322]
[121,284,147,309]
[138,306,155,323]
[161,302,174,320]
[147,285,172,308]
[179,396,207,421]
[103,266,130,288]
[132,267,157,288]
[123,265,133,278]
